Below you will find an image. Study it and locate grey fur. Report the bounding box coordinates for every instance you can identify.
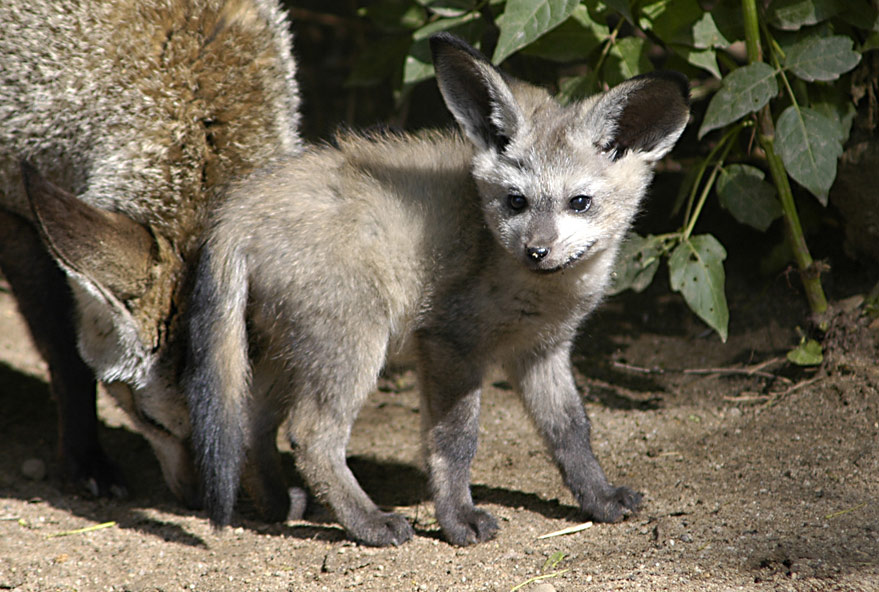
[185,33,689,546]
[0,0,301,503]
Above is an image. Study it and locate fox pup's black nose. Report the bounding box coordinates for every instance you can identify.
[527,246,549,261]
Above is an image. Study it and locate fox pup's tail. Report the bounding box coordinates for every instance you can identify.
[183,238,251,527]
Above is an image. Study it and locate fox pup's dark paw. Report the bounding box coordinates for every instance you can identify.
[440,506,499,546]
[349,511,414,547]
[583,485,642,523]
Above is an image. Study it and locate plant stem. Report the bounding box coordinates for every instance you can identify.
[760,134,828,314]
[682,123,743,233]
[742,0,762,62]
[683,132,737,241]
[740,0,828,316]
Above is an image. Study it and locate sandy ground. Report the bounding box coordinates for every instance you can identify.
[1,264,877,591]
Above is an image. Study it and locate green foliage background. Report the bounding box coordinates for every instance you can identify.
[285,0,878,350]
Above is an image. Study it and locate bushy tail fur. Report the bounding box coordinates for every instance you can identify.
[184,239,251,527]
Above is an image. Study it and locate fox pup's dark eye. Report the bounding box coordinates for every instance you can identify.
[507,193,528,211]
[570,195,592,212]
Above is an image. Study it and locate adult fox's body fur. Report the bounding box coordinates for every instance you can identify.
[0,0,301,503]
[186,34,689,546]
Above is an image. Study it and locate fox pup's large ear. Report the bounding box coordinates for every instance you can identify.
[586,71,690,162]
[430,33,523,152]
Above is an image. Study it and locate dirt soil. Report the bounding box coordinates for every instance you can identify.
[1,258,878,591]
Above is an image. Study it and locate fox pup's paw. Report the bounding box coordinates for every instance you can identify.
[349,511,414,547]
[440,506,499,547]
[583,485,642,523]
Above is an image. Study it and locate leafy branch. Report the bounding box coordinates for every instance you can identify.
[347,0,873,349]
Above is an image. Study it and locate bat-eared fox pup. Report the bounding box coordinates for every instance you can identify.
[185,33,689,546]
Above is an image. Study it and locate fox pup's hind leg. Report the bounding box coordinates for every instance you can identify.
[0,210,125,498]
[510,343,641,521]
[418,335,499,546]
[240,366,300,522]
[284,327,414,546]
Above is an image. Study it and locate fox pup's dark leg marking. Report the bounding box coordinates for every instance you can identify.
[241,384,294,522]
[0,210,125,497]
[511,344,641,521]
[418,334,499,546]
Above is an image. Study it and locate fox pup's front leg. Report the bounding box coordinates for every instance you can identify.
[510,343,642,522]
[418,337,500,546]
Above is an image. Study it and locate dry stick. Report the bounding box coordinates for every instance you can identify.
[46,521,116,539]
[723,393,771,402]
[612,357,785,380]
[776,376,821,398]
[825,502,868,520]
[725,376,822,403]
[682,367,776,379]
[537,521,593,539]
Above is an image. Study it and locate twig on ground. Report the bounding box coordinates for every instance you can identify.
[776,376,821,397]
[613,356,785,380]
[825,502,867,520]
[46,521,116,539]
[537,522,593,539]
[723,393,771,402]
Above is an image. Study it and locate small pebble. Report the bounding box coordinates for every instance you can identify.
[21,458,46,481]
[533,583,557,592]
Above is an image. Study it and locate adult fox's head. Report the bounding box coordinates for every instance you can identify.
[8,0,301,507]
[430,33,689,275]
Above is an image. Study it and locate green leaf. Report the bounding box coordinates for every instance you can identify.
[767,0,840,31]
[699,62,778,138]
[811,85,857,145]
[640,0,703,46]
[692,11,733,48]
[709,0,746,46]
[492,0,580,64]
[604,0,634,24]
[402,13,484,88]
[674,45,721,79]
[669,235,729,342]
[863,32,879,53]
[716,165,782,232]
[522,5,609,62]
[418,0,480,18]
[787,338,823,365]
[605,37,651,85]
[837,1,879,33]
[359,1,427,31]
[784,35,861,82]
[609,234,665,295]
[557,72,600,104]
[775,106,843,205]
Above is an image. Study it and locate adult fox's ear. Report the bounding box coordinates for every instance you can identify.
[430,32,524,153]
[585,71,690,162]
[22,161,157,301]
[21,161,180,360]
